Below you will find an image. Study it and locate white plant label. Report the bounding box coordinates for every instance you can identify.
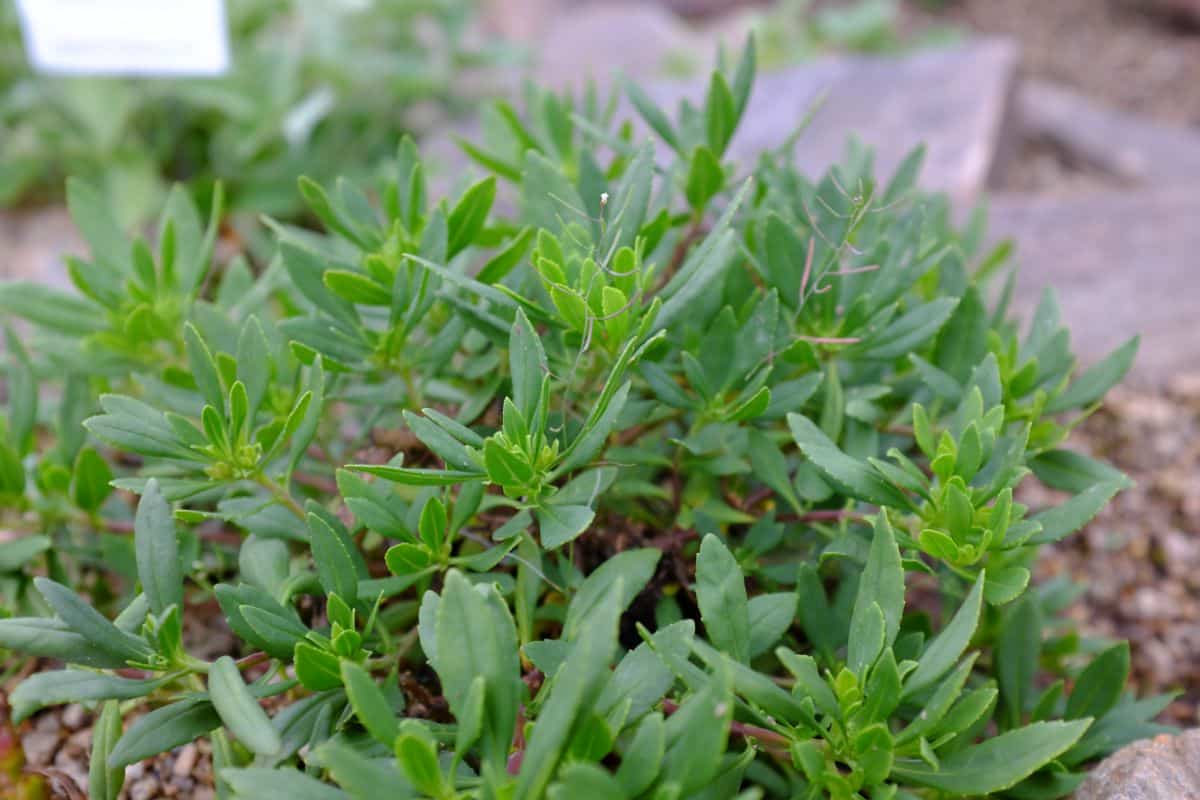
[15,0,230,76]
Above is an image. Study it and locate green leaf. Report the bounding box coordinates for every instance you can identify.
[448,176,496,258]
[72,447,114,512]
[385,543,432,575]
[0,535,51,573]
[730,34,757,116]
[788,414,912,509]
[287,357,326,478]
[3,327,35,454]
[109,697,221,768]
[747,431,802,514]
[222,767,347,800]
[1028,480,1124,545]
[696,534,750,663]
[238,603,309,660]
[510,308,547,422]
[685,146,725,211]
[626,80,678,151]
[294,642,343,691]
[209,655,282,756]
[549,762,627,799]
[615,712,665,796]
[854,298,959,360]
[323,270,391,305]
[984,566,1030,605]
[307,513,359,604]
[854,723,894,785]
[705,72,737,155]
[557,381,631,475]
[134,479,183,615]
[11,670,166,723]
[521,150,589,237]
[997,594,1042,728]
[564,548,661,640]
[90,701,125,800]
[848,515,904,673]
[435,571,521,772]
[0,282,104,336]
[537,503,596,549]
[661,667,733,795]
[184,322,225,411]
[85,395,203,462]
[905,572,984,696]
[478,227,535,284]
[1046,336,1138,413]
[892,720,1091,794]
[351,464,485,486]
[747,592,797,658]
[1029,449,1130,494]
[342,661,400,745]
[395,731,445,796]
[517,578,624,799]
[656,230,737,333]
[0,617,126,669]
[34,577,153,664]
[1066,642,1129,721]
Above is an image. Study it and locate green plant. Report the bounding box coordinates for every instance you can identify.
[0,38,1167,799]
[0,0,506,227]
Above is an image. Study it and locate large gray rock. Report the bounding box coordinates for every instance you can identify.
[988,187,1200,383]
[1018,79,1200,184]
[714,38,1019,206]
[1076,730,1200,800]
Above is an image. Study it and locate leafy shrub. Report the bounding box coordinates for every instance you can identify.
[0,38,1167,799]
[0,0,500,225]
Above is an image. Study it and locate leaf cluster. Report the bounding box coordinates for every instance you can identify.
[0,37,1164,800]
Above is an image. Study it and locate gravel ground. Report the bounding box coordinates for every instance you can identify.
[1030,376,1200,725]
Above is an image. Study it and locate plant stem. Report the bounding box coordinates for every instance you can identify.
[256,474,306,519]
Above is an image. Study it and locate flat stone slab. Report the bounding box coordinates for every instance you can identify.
[988,187,1200,384]
[1018,79,1200,184]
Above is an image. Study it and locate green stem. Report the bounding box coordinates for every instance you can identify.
[257,473,306,519]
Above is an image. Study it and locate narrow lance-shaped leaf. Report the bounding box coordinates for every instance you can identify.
[135,478,183,614]
[209,656,282,757]
[848,514,904,674]
[34,577,154,664]
[509,308,546,422]
[904,571,984,696]
[90,701,125,800]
